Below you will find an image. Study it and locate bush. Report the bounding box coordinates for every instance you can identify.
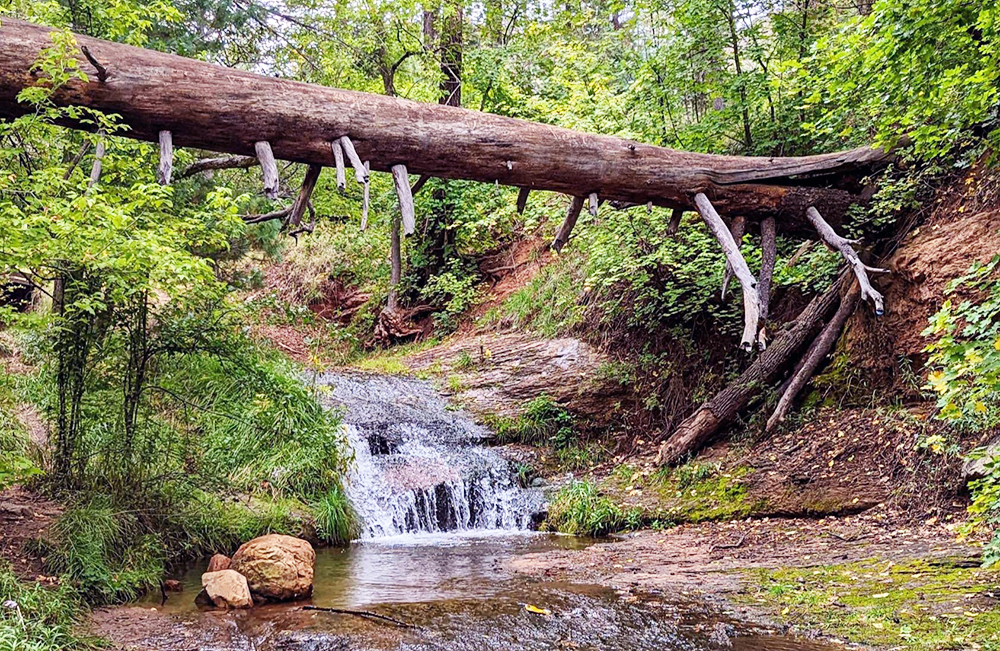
[547,480,640,536]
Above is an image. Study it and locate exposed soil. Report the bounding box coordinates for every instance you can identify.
[0,485,62,582]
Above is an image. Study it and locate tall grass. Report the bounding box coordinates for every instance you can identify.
[547,480,640,536]
[0,562,96,651]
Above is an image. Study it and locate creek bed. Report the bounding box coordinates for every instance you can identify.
[138,531,842,651]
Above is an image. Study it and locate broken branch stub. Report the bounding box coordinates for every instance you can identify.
[254,141,279,200]
[516,187,530,215]
[157,130,172,185]
[805,206,884,315]
[332,140,346,191]
[551,196,585,253]
[392,164,416,235]
[361,161,370,230]
[288,164,322,228]
[88,135,105,188]
[588,192,599,217]
[667,208,683,237]
[694,193,761,351]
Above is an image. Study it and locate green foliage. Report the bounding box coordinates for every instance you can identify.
[806,0,999,159]
[0,562,96,651]
[486,394,576,448]
[484,255,586,337]
[44,495,164,603]
[547,480,640,536]
[923,254,1000,566]
[312,484,361,545]
[924,255,1000,425]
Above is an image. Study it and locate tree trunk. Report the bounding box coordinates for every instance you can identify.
[656,272,850,465]
[0,19,897,234]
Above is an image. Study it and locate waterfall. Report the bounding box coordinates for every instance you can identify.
[317,372,545,539]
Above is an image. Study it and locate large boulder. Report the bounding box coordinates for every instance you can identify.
[230,534,315,602]
[963,439,1000,482]
[201,569,252,609]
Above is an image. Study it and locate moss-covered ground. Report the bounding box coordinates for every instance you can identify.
[737,557,1000,650]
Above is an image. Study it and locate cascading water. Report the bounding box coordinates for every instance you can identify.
[316,371,545,539]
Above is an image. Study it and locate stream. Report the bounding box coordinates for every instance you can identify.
[138,372,843,651]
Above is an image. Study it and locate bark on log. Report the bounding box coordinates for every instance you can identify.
[656,272,850,466]
[157,129,172,185]
[0,19,899,234]
[766,282,860,431]
[805,206,885,314]
[552,196,585,253]
[694,193,760,350]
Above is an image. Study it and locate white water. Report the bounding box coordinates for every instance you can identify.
[317,372,545,539]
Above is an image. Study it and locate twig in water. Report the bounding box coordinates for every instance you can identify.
[302,605,422,630]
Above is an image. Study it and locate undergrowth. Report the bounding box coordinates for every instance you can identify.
[546,480,641,536]
[0,562,96,651]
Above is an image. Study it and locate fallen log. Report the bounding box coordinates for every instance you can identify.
[0,18,898,234]
[656,272,850,466]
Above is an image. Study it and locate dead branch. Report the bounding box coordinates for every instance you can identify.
[157,130,172,185]
[806,206,885,315]
[552,196,585,253]
[392,164,415,235]
[694,193,760,351]
[254,141,279,199]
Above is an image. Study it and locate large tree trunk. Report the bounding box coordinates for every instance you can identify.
[0,19,897,234]
[656,272,851,465]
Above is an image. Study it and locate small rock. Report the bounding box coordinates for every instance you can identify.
[231,534,314,602]
[201,570,252,609]
[162,579,183,592]
[207,553,231,573]
[709,621,735,648]
[530,477,547,488]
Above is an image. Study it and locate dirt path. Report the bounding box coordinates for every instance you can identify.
[0,485,62,581]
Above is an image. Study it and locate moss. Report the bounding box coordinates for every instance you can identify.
[606,462,767,524]
[737,558,1000,650]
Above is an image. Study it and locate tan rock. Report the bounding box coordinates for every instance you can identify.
[230,534,315,602]
[207,553,231,572]
[200,570,252,609]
